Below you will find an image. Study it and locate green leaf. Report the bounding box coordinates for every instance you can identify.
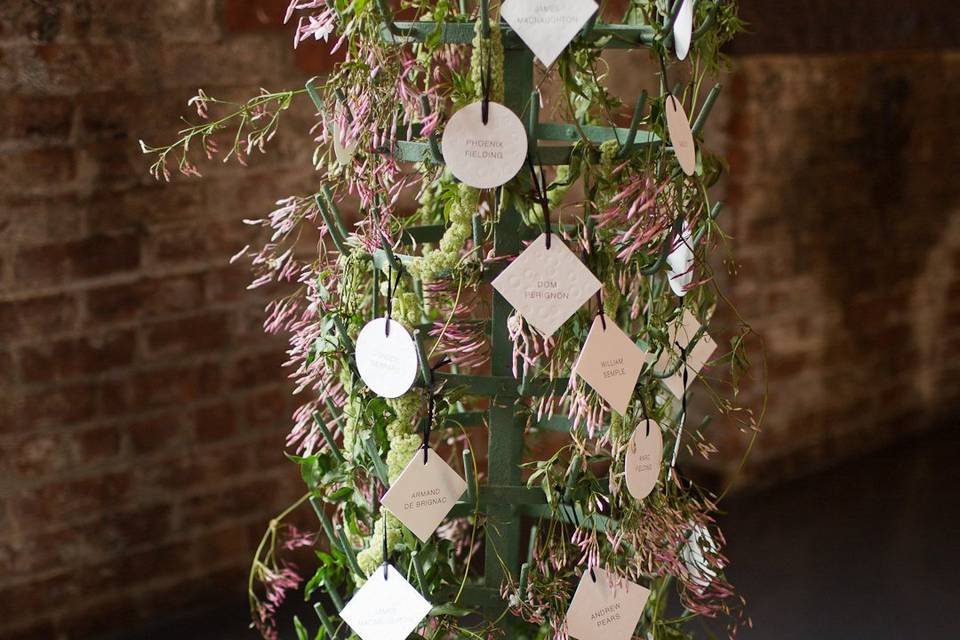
[429,603,474,617]
[326,486,355,503]
[293,615,309,640]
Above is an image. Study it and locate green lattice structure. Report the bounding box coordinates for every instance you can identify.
[305,2,722,631]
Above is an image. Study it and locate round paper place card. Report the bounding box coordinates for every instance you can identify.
[665,95,696,176]
[673,0,695,61]
[441,101,528,189]
[625,420,663,500]
[354,318,418,398]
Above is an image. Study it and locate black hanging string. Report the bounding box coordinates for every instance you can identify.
[658,52,671,98]
[676,341,688,426]
[668,341,689,481]
[383,264,402,337]
[526,156,551,249]
[479,34,492,125]
[422,356,451,464]
[639,394,651,438]
[381,479,390,579]
[595,290,606,331]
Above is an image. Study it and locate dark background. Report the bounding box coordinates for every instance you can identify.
[1,1,958,638]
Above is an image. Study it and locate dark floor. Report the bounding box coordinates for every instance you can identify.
[716,424,960,639]
[111,426,960,640]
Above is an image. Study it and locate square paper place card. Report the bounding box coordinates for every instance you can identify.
[564,567,651,640]
[340,563,432,640]
[573,315,648,415]
[501,0,599,68]
[491,233,601,337]
[658,309,716,399]
[381,447,467,542]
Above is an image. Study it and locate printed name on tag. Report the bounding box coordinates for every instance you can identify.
[491,233,601,337]
[355,317,419,398]
[441,101,528,189]
[340,563,432,640]
[381,447,467,542]
[564,567,651,640]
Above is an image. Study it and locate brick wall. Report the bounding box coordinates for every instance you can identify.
[0,1,332,638]
[704,1,960,484]
[2,0,960,638]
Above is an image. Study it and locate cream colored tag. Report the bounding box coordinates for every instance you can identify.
[625,420,663,500]
[355,318,418,399]
[681,523,718,588]
[666,222,693,297]
[381,447,467,542]
[441,101,528,189]
[673,0,695,61]
[665,95,696,176]
[564,567,651,640]
[658,310,716,399]
[501,0,599,68]
[491,233,601,337]
[331,119,358,165]
[340,563,432,640]
[573,315,647,415]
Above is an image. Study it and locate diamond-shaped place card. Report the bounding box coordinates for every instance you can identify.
[491,233,601,338]
[501,0,599,68]
[340,563,432,640]
[657,309,716,399]
[381,447,467,543]
[564,567,651,640]
[573,315,648,415]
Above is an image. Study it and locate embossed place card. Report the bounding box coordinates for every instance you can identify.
[666,222,694,297]
[340,563,432,640]
[501,0,599,68]
[564,567,651,640]
[573,315,647,415]
[355,318,419,398]
[658,310,716,399]
[681,523,718,588]
[441,101,528,189]
[625,421,663,500]
[665,95,696,176]
[381,447,467,542]
[491,233,602,337]
[673,0,695,61]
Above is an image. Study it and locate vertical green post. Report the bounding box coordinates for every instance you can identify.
[483,41,533,621]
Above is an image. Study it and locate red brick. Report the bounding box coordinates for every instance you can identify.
[223,0,290,31]
[243,385,290,427]
[12,470,133,526]
[13,233,141,286]
[147,442,251,492]
[74,424,123,464]
[128,412,184,454]
[226,349,286,389]
[19,330,137,383]
[0,292,79,341]
[193,401,236,443]
[0,94,74,140]
[11,432,70,476]
[131,362,222,410]
[85,273,206,324]
[144,311,230,356]
[0,193,86,248]
[0,146,76,193]
[2,380,99,432]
